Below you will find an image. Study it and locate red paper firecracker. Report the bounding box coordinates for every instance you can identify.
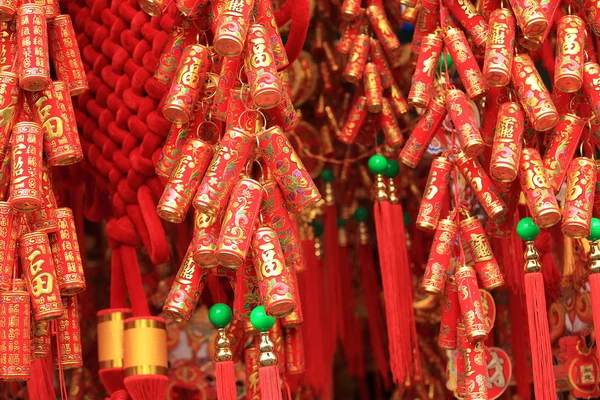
[443,27,487,99]
[446,89,484,158]
[443,0,489,46]
[370,38,394,89]
[438,276,459,349]
[338,95,368,145]
[0,19,16,71]
[554,15,585,93]
[257,126,321,214]
[483,8,515,87]
[194,127,254,216]
[583,62,600,121]
[37,0,60,19]
[17,4,51,92]
[561,158,597,238]
[595,160,600,219]
[256,0,287,70]
[155,122,190,178]
[47,15,88,96]
[344,34,370,84]
[512,53,558,131]
[157,139,214,224]
[212,56,241,120]
[31,319,51,358]
[282,266,303,325]
[519,147,561,228]
[480,86,509,146]
[9,122,44,212]
[53,296,82,369]
[175,0,208,18]
[542,113,585,192]
[233,257,260,329]
[460,216,504,290]
[381,98,404,148]
[0,0,15,21]
[191,212,221,267]
[455,264,488,342]
[400,96,447,167]
[0,202,17,292]
[252,227,297,318]
[415,0,440,35]
[417,156,452,231]
[364,63,383,113]
[226,87,261,132]
[163,44,211,124]
[490,102,524,182]
[0,279,31,380]
[245,347,260,399]
[154,16,199,85]
[49,207,85,296]
[409,32,443,108]
[264,90,299,132]
[389,83,410,117]
[458,330,489,399]
[245,24,282,109]
[163,246,208,322]
[0,72,19,161]
[213,0,254,57]
[284,327,305,374]
[511,0,548,37]
[341,0,361,19]
[455,150,507,221]
[455,322,467,397]
[19,232,63,321]
[367,4,402,61]
[215,178,263,268]
[421,218,457,294]
[51,81,83,164]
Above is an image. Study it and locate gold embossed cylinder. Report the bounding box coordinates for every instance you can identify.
[48,15,88,95]
[9,122,44,212]
[97,308,132,373]
[380,98,404,148]
[561,158,597,238]
[139,0,169,16]
[341,0,361,20]
[245,24,282,109]
[409,32,443,108]
[344,34,370,85]
[256,0,287,70]
[443,0,489,46]
[459,330,489,399]
[17,4,51,91]
[213,0,253,57]
[157,139,214,224]
[446,89,484,158]
[481,86,509,146]
[51,81,83,164]
[390,83,410,117]
[338,95,368,145]
[519,147,561,228]
[417,156,453,231]
[443,27,487,99]
[512,53,558,131]
[31,319,51,358]
[490,102,524,182]
[191,212,221,267]
[554,15,585,93]
[0,279,31,380]
[364,63,383,113]
[0,72,20,162]
[583,62,600,121]
[0,0,15,21]
[483,8,515,87]
[0,202,17,292]
[53,296,82,369]
[123,317,168,379]
[460,216,504,290]
[455,264,488,341]
[215,178,263,269]
[421,218,458,294]
[511,0,548,37]
[439,276,459,349]
[370,38,394,89]
[284,327,305,374]
[26,162,57,233]
[49,207,85,296]
[367,4,402,61]
[154,16,199,85]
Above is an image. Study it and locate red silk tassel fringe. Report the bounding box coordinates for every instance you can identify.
[124,375,169,400]
[216,360,237,400]
[508,289,531,400]
[324,203,343,348]
[524,271,556,400]
[588,273,600,361]
[111,390,131,400]
[26,358,56,400]
[259,365,283,400]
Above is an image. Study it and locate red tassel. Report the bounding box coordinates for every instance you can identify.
[535,231,561,302]
[324,201,343,347]
[508,289,531,400]
[26,358,56,400]
[589,273,600,360]
[259,365,283,400]
[111,390,131,400]
[216,360,237,400]
[124,375,169,400]
[524,272,556,400]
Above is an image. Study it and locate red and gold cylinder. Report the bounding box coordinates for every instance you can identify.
[415,0,440,35]
[585,0,600,36]
[421,218,458,294]
[338,95,368,145]
[163,44,211,124]
[282,266,303,325]
[233,256,260,324]
[483,8,515,87]
[443,0,489,46]
[370,38,394,89]
[381,98,404,148]
[542,113,585,192]
[257,126,322,214]
[252,227,298,318]
[19,232,63,321]
[443,27,487,99]
[446,89,484,158]
[122,317,168,381]
[480,86,509,146]
[48,207,85,296]
[456,322,467,397]
[344,34,370,85]
[155,122,190,178]
[583,62,600,121]
[264,90,298,132]
[390,83,410,117]
[408,32,443,108]
[175,0,208,18]
[512,53,558,131]
[417,156,453,231]
[341,0,361,20]
[25,162,57,234]
[366,4,402,61]
[511,0,548,37]
[400,96,447,168]
[48,15,88,96]
[17,4,51,91]
[485,180,521,237]
[0,19,17,72]
[51,81,83,164]
[490,102,524,182]
[459,331,489,399]
[245,347,260,399]
[554,15,585,93]
[31,319,51,358]
[212,56,240,120]
[213,0,253,57]
[0,72,19,161]
[438,276,459,349]
[455,264,488,341]
[97,308,133,373]
[245,24,282,109]
[519,147,561,228]
[460,216,504,290]
[9,122,44,212]
[594,160,600,219]
[0,279,31,380]
[194,127,255,216]
[0,202,17,292]
[53,296,82,369]
[154,16,199,85]
[284,327,305,374]
[0,0,15,21]
[364,63,383,113]
[191,212,221,267]
[256,0,288,70]
[215,178,263,269]
[157,139,214,224]
[561,158,597,238]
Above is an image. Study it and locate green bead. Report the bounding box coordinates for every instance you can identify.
[376,134,384,145]
[383,159,400,178]
[368,155,388,175]
[353,206,368,222]
[312,221,324,237]
[516,217,540,241]
[438,53,453,73]
[588,218,600,241]
[321,168,334,182]
[208,303,232,329]
[403,211,412,226]
[250,306,276,332]
[337,217,346,228]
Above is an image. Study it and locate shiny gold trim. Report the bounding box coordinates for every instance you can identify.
[124,319,166,331]
[124,365,169,377]
[99,360,123,369]
[97,311,132,323]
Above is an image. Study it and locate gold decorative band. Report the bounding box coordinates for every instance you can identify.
[124,319,166,330]
[97,311,132,323]
[99,360,123,370]
[124,365,169,377]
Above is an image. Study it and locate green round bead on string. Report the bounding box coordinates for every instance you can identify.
[588,218,600,241]
[438,52,453,73]
[353,206,368,222]
[403,211,412,227]
[337,217,346,228]
[208,303,232,329]
[384,159,400,178]
[516,217,540,242]
[250,306,276,332]
[312,220,324,237]
[368,154,388,175]
[321,168,334,182]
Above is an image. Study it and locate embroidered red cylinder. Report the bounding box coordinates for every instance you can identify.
[212,56,240,120]
[53,295,82,369]
[265,90,299,132]
[490,102,524,182]
[24,161,57,235]
[554,15,585,93]
[460,216,504,290]
[446,89,484,158]
[257,126,321,214]
[408,32,443,108]
[480,86,509,146]
[583,62,600,121]
[0,19,17,71]
[282,265,303,325]
[245,24,282,109]
[561,158,597,238]
[213,0,253,57]
[344,34,370,85]
[154,16,199,85]
[31,319,51,358]
[443,0,489,46]
[390,83,410,117]
[51,81,83,164]
[438,276,459,349]
[381,98,403,148]
[163,44,211,124]
[366,5,401,60]
[20,232,63,321]
[511,0,548,37]
[252,227,297,318]
[483,8,515,87]
[456,322,467,397]
[443,27,487,99]
[415,0,440,35]
[511,53,558,131]
[49,207,85,296]
[595,160,600,219]
[191,212,221,267]
[422,218,458,294]
[233,256,260,323]
[256,0,287,70]
[370,38,394,89]
[0,202,17,292]
[175,0,208,18]
[245,347,260,399]
[284,327,305,374]
[519,147,561,228]
[364,62,383,113]
[48,15,88,96]
[194,127,254,216]
[417,156,453,231]
[0,279,31,380]
[455,264,488,342]
[0,0,15,21]
[460,334,489,399]
[17,4,51,92]
[0,72,20,161]
[338,95,368,145]
[157,139,214,224]
[542,113,585,192]
[215,178,263,269]
[9,122,44,212]
[341,0,360,20]
[400,96,447,168]
[155,122,189,178]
